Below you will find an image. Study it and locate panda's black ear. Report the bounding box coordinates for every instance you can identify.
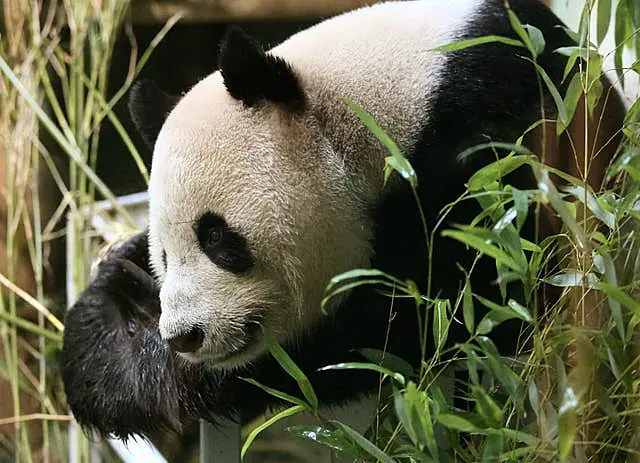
[128,79,180,149]
[218,27,305,111]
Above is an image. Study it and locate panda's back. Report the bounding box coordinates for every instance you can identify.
[270,0,571,171]
[271,0,484,157]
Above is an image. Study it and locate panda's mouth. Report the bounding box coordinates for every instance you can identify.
[206,322,264,366]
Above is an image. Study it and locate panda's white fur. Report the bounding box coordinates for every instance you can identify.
[149,0,481,368]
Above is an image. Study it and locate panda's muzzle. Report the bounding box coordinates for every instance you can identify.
[166,326,205,353]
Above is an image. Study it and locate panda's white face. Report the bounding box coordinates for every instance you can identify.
[148,72,373,369]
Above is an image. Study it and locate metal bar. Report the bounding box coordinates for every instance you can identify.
[200,419,241,463]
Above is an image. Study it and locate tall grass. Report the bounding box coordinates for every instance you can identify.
[0,0,174,460]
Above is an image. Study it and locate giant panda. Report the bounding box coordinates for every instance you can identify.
[60,0,625,441]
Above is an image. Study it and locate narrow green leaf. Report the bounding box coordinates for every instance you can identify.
[330,421,396,463]
[459,144,533,170]
[286,426,361,456]
[614,0,629,86]
[597,0,612,44]
[507,299,533,322]
[482,433,504,463]
[512,187,530,230]
[429,35,524,52]
[564,185,616,228]
[327,268,403,288]
[395,382,438,457]
[240,378,307,408]
[558,387,579,462]
[358,348,416,379]
[437,413,481,433]
[317,362,405,386]
[385,155,418,188]
[467,154,535,191]
[433,299,450,350]
[564,72,583,127]
[546,271,597,288]
[241,405,306,460]
[463,280,475,335]
[263,328,318,411]
[472,386,503,428]
[346,99,417,188]
[527,59,569,133]
[442,230,523,272]
[476,336,522,399]
[524,24,545,56]
[507,8,537,57]
[597,282,640,315]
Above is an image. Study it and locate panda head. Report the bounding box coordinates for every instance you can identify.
[130,28,374,370]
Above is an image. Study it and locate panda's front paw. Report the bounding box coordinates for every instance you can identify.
[60,233,184,439]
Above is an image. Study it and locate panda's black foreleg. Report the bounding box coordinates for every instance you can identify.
[60,231,202,440]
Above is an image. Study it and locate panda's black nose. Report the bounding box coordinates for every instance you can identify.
[166,327,204,353]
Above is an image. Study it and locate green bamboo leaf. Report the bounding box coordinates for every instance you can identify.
[241,405,306,460]
[546,271,598,288]
[564,185,616,228]
[330,421,396,463]
[327,268,404,289]
[526,59,569,133]
[467,154,535,191]
[346,100,417,188]
[429,35,524,52]
[597,0,612,44]
[240,378,308,408]
[442,230,523,272]
[458,143,533,170]
[614,0,629,86]
[564,72,583,127]
[394,382,438,457]
[437,413,481,433]
[512,187,530,230]
[463,280,475,335]
[558,387,579,462]
[385,155,418,188]
[524,24,545,56]
[358,348,416,379]
[263,328,318,411]
[433,299,450,350]
[507,8,537,57]
[317,362,405,386]
[472,386,503,428]
[476,336,522,399]
[507,299,533,322]
[597,282,640,315]
[286,426,361,456]
[482,433,504,463]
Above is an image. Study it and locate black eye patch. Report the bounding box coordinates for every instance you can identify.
[195,212,254,274]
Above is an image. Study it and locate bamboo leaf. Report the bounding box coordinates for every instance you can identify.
[286,426,361,456]
[467,154,535,191]
[597,0,612,44]
[241,405,306,460]
[263,328,318,411]
[317,362,405,386]
[240,378,308,408]
[429,35,524,52]
[330,421,396,463]
[433,299,450,350]
[442,230,523,272]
